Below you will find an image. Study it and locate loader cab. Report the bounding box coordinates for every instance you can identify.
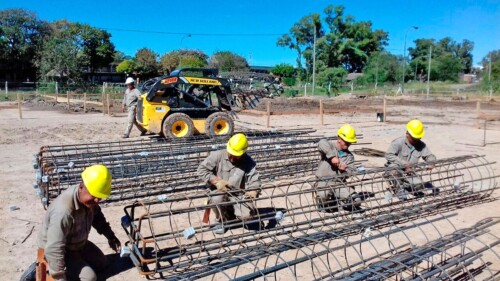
[136,68,236,139]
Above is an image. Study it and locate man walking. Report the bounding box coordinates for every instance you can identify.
[122,77,146,138]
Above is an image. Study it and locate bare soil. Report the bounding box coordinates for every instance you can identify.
[0,95,499,280]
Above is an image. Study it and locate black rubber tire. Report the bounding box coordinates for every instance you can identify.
[162,113,194,139]
[19,262,36,281]
[205,112,234,137]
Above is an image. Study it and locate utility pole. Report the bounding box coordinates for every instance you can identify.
[401,26,418,94]
[426,45,432,99]
[312,24,317,96]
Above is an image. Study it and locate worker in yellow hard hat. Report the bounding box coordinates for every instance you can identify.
[384,119,437,200]
[315,124,373,214]
[197,133,262,234]
[33,164,121,281]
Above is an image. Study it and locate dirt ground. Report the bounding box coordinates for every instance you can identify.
[0,95,499,280]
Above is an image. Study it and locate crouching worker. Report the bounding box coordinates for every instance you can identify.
[384,119,437,200]
[37,164,121,281]
[315,124,372,214]
[197,133,262,235]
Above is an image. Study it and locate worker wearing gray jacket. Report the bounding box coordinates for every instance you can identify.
[197,133,261,234]
[36,165,121,281]
[122,77,147,138]
[385,119,437,199]
[315,124,369,213]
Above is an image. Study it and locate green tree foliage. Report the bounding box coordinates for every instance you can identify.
[481,50,500,92]
[208,51,248,72]
[38,37,80,82]
[316,67,347,94]
[271,63,295,77]
[0,9,51,81]
[134,48,159,78]
[360,52,401,84]
[408,37,473,82]
[116,60,134,73]
[278,5,388,81]
[160,50,208,74]
[49,20,115,75]
[36,20,115,81]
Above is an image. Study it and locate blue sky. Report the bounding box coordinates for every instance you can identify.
[2,0,499,67]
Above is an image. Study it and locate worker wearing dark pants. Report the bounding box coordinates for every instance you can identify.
[197,133,261,234]
[315,124,367,213]
[36,165,121,281]
[384,119,437,200]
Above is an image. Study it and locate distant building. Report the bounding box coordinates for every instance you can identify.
[346,73,364,81]
[249,66,273,74]
[461,74,477,84]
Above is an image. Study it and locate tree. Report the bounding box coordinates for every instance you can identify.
[271,63,295,77]
[481,50,500,92]
[277,13,322,79]
[134,48,159,78]
[277,5,388,81]
[361,52,401,84]
[408,37,474,82]
[316,67,347,94]
[38,20,115,81]
[160,50,208,74]
[38,37,80,82]
[209,51,248,72]
[116,60,134,74]
[0,9,51,81]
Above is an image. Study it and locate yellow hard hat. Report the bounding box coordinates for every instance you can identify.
[337,124,357,143]
[407,119,425,139]
[226,133,248,156]
[81,165,112,199]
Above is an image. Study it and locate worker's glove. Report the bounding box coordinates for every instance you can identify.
[244,190,259,199]
[215,179,231,192]
[108,235,121,253]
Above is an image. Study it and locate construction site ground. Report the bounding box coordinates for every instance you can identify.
[0,95,499,280]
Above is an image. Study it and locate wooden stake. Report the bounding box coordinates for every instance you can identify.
[83,92,87,113]
[17,93,22,119]
[383,97,387,122]
[102,83,106,115]
[67,91,70,111]
[319,100,324,126]
[476,101,481,128]
[107,93,111,116]
[266,101,271,128]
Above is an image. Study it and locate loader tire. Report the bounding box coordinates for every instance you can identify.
[19,261,36,281]
[163,113,194,139]
[205,112,234,137]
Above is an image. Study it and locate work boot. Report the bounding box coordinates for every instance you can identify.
[140,131,147,136]
[122,134,129,139]
[211,224,226,235]
[395,188,410,201]
[243,220,265,231]
[412,191,426,198]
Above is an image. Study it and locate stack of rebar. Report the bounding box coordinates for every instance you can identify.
[119,154,499,279]
[34,129,366,206]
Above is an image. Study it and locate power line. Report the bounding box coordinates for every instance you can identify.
[99,27,283,37]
